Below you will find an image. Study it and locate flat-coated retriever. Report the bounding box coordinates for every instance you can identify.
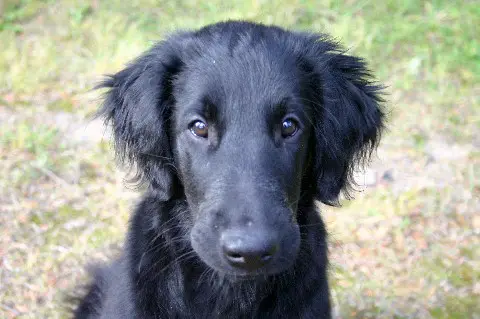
[75,21,385,319]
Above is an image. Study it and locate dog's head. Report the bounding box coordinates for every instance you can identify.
[99,21,384,277]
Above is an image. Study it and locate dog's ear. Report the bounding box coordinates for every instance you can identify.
[298,35,386,206]
[97,35,189,200]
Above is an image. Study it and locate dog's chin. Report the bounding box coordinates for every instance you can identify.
[222,272,269,283]
[196,257,296,283]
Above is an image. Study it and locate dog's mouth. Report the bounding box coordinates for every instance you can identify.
[202,266,280,284]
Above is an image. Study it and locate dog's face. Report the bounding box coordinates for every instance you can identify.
[99,22,384,277]
[173,47,312,276]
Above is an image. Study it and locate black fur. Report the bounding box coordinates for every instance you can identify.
[75,21,385,319]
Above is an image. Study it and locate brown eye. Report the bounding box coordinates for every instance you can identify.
[281,118,298,138]
[190,120,208,138]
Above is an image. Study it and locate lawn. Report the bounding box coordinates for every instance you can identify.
[0,0,478,318]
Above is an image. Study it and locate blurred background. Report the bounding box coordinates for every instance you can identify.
[0,0,478,318]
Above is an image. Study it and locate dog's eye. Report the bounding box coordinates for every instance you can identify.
[190,120,208,138]
[281,118,298,138]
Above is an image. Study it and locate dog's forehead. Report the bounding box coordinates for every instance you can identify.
[175,42,302,119]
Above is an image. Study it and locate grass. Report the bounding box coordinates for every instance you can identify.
[0,0,478,318]
[0,121,63,187]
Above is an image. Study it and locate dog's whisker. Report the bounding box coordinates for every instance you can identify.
[158,251,197,274]
[139,152,174,160]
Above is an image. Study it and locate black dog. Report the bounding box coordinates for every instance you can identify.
[75,21,385,318]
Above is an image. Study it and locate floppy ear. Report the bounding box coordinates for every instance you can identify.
[97,35,188,200]
[300,35,386,206]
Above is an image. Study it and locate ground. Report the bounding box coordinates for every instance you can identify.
[0,1,478,318]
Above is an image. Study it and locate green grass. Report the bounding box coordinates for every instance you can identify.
[1,0,478,138]
[0,120,65,188]
[0,1,478,318]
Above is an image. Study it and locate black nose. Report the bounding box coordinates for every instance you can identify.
[221,230,279,271]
